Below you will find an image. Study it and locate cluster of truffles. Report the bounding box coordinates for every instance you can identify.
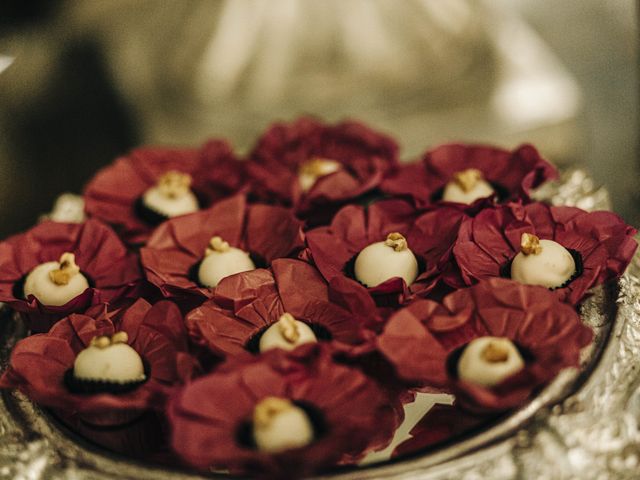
[0,117,636,477]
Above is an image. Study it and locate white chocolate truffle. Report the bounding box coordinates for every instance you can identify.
[142,171,199,218]
[253,397,314,453]
[510,234,576,289]
[442,168,495,205]
[354,232,419,288]
[457,336,525,387]
[298,158,342,192]
[259,313,317,352]
[73,332,146,384]
[24,253,89,306]
[197,236,255,288]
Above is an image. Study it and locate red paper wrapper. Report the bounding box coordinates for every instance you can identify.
[167,344,400,477]
[84,142,245,245]
[452,202,638,304]
[140,195,304,309]
[0,299,199,416]
[186,259,374,360]
[303,199,464,306]
[247,117,399,225]
[0,219,144,332]
[381,143,558,209]
[377,279,593,412]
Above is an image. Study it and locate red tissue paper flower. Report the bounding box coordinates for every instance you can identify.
[376,278,593,412]
[381,143,557,209]
[186,258,375,361]
[452,202,638,304]
[0,299,199,416]
[167,343,400,477]
[84,141,245,245]
[247,117,399,226]
[140,195,304,309]
[304,199,464,306]
[0,219,143,332]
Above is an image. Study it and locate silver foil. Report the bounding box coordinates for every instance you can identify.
[0,169,637,479]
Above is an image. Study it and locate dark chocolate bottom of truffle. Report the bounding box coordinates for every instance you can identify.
[245,322,332,354]
[500,248,584,290]
[64,359,151,395]
[235,400,328,450]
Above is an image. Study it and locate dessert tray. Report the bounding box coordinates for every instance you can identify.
[0,120,636,479]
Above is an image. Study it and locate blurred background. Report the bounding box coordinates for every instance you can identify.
[0,0,637,238]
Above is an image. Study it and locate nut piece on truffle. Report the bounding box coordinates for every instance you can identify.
[142,171,199,218]
[354,232,419,287]
[510,233,576,289]
[298,158,342,192]
[457,336,525,387]
[259,313,317,352]
[23,252,90,306]
[73,332,146,384]
[252,396,314,453]
[197,236,256,288]
[442,168,495,204]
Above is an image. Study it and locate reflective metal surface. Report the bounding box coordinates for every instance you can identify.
[0,170,637,479]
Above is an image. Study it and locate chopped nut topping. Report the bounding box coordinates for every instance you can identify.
[481,341,510,363]
[157,171,192,199]
[89,332,130,349]
[49,252,81,286]
[520,233,542,256]
[298,158,341,177]
[384,232,408,252]
[277,313,300,343]
[254,397,295,430]
[205,236,231,256]
[452,168,483,193]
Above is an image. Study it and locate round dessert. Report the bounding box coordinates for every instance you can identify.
[442,168,495,204]
[510,233,576,289]
[258,313,318,353]
[23,253,90,306]
[73,332,146,384]
[252,397,315,453]
[197,236,256,288]
[457,336,525,387]
[141,170,199,218]
[298,158,342,192]
[354,232,419,287]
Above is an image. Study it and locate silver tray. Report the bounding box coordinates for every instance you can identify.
[0,169,638,479]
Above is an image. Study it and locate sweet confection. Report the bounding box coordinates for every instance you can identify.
[23,253,90,306]
[452,202,637,304]
[354,232,419,287]
[376,279,593,411]
[441,168,495,204]
[1,118,637,476]
[381,143,557,209]
[0,219,142,332]
[84,141,245,245]
[457,336,525,387]
[510,233,576,289]
[141,170,199,218]
[140,195,303,306]
[247,117,399,225]
[197,236,256,288]
[167,344,400,476]
[73,332,146,384]
[258,313,317,352]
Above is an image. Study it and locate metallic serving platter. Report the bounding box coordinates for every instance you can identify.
[0,169,638,479]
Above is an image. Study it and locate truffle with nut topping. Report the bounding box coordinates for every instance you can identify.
[197,236,256,288]
[23,253,90,306]
[298,158,342,192]
[442,168,495,204]
[252,397,315,453]
[510,233,576,289]
[258,313,318,353]
[142,170,199,218]
[354,232,419,288]
[457,337,525,387]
